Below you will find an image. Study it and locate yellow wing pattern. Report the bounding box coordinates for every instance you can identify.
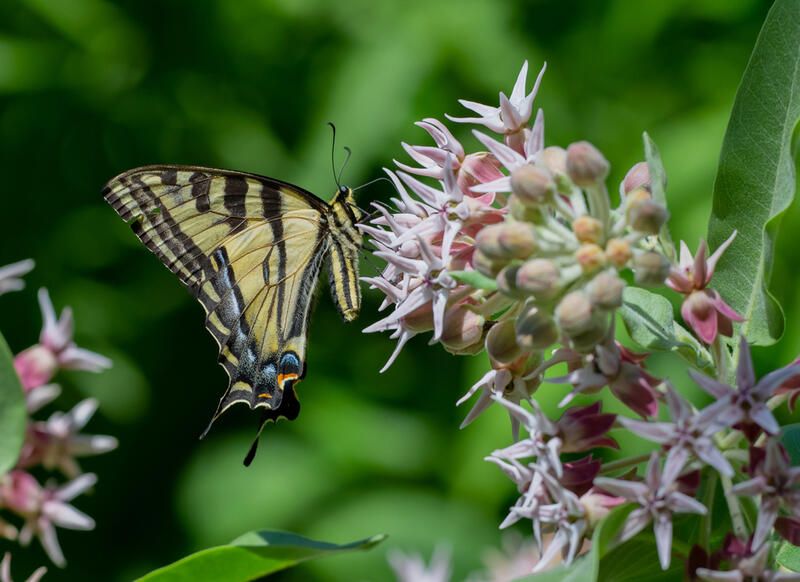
[103,165,337,446]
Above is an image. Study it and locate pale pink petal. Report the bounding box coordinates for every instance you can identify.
[705,231,737,283]
[654,513,673,570]
[56,473,96,502]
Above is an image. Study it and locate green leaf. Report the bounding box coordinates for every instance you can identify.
[777,541,800,572]
[0,331,26,474]
[642,132,675,261]
[136,531,386,582]
[706,0,800,346]
[619,287,712,370]
[781,423,800,465]
[449,270,498,291]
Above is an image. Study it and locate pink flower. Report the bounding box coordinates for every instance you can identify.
[388,548,451,582]
[14,289,111,390]
[0,260,34,296]
[1,472,96,567]
[667,233,742,344]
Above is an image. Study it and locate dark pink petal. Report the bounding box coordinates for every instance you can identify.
[775,516,800,546]
[682,292,718,344]
[610,365,658,417]
[709,291,743,322]
[692,240,708,289]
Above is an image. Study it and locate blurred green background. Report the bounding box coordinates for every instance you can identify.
[2,0,797,580]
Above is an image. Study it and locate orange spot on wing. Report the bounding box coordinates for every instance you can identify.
[258,393,272,399]
[277,373,299,388]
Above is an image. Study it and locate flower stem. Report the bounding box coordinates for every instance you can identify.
[720,472,747,538]
[699,471,718,551]
[585,183,611,240]
[600,453,651,475]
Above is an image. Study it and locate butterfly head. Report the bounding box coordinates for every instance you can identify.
[332,184,363,223]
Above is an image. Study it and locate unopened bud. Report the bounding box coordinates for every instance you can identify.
[541,146,567,176]
[576,243,606,273]
[588,271,625,310]
[605,238,632,268]
[516,259,560,299]
[475,224,505,259]
[472,248,504,278]
[633,251,670,286]
[496,265,524,298]
[622,162,651,194]
[14,345,58,390]
[497,222,537,259]
[629,200,669,235]
[516,303,559,350]
[624,188,652,222]
[440,304,486,354]
[556,291,595,337]
[508,195,543,223]
[566,141,609,187]
[486,319,523,364]
[510,165,554,206]
[402,303,434,333]
[572,216,604,244]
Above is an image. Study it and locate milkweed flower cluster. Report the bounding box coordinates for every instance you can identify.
[0,260,115,575]
[363,62,800,578]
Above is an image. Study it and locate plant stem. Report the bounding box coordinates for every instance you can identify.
[600,453,650,475]
[720,473,747,538]
[585,183,611,241]
[699,471,718,551]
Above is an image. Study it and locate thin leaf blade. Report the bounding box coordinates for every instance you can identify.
[0,331,26,474]
[707,0,800,346]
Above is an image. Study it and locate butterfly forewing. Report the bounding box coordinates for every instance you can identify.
[103,165,338,432]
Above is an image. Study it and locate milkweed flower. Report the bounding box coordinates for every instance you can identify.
[667,233,742,344]
[0,260,34,296]
[388,547,452,582]
[1,472,96,567]
[14,289,111,390]
[594,454,707,570]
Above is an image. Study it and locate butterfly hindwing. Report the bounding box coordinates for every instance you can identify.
[103,165,332,430]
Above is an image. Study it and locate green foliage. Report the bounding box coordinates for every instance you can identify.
[777,542,800,572]
[136,531,385,582]
[707,0,800,347]
[0,331,26,474]
[781,423,800,465]
[619,287,712,369]
[450,270,498,291]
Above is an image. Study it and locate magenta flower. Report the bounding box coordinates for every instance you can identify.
[667,233,742,344]
[0,260,34,297]
[2,472,96,567]
[18,399,118,478]
[14,289,111,390]
[690,337,800,438]
[731,440,800,548]
[594,454,707,570]
[0,553,46,582]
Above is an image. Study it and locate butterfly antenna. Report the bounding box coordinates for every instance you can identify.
[327,121,341,189]
[353,176,392,193]
[337,146,352,186]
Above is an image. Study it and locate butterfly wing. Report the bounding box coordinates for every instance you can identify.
[103,165,330,432]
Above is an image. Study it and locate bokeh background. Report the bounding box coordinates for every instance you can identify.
[1,0,796,580]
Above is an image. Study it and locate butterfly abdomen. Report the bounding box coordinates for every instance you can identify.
[325,195,362,322]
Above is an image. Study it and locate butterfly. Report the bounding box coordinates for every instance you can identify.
[103,165,363,464]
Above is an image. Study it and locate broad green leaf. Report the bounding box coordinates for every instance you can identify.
[0,331,26,474]
[136,531,386,582]
[706,0,800,346]
[619,287,712,370]
[449,270,498,291]
[642,132,675,261]
[781,423,800,465]
[777,541,800,572]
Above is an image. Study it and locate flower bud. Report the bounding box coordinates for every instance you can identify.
[14,345,58,390]
[633,251,670,286]
[486,319,523,364]
[458,152,503,193]
[624,188,651,222]
[566,141,609,187]
[402,302,435,333]
[440,304,486,354]
[570,318,610,352]
[588,271,625,310]
[555,291,595,337]
[508,195,542,223]
[572,216,604,244]
[497,222,537,259]
[475,224,505,259]
[496,265,524,298]
[628,200,668,235]
[472,248,504,277]
[576,243,606,273]
[622,162,650,194]
[510,165,554,206]
[605,238,632,268]
[516,259,560,298]
[516,303,558,350]
[540,146,567,176]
